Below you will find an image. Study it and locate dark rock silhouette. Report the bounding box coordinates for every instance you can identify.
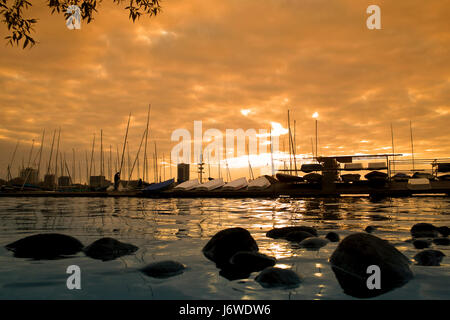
[140,260,186,278]
[413,239,431,249]
[5,233,83,259]
[414,250,445,266]
[285,231,314,242]
[266,226,318,239]
[330,233,413,298]
[255,267,302,288]
[202,227,258,268]
[433,238,450,246]
[437,226,450,237]
[325,232,340,242]
[299,237,329,250]
[83,237,138,261]
[411,223,438,238]
[365,226,376,233]
[229,251,276,272]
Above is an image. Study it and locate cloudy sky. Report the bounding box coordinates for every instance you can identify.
[0,0,449,182]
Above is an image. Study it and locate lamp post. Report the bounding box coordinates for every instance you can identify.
[312,112,319,159]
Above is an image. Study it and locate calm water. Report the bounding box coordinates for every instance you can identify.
[0,196,449,300]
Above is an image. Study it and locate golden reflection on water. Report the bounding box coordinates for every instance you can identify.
[0,196,449,299]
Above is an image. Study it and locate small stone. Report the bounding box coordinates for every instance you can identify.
[413,239,431,249]
[414,250,445,266]
[229,251,276,272]
[411,223,439,238]
[299,237,329,250]
[285,231,314,242]
[266,226,318,239]
[140,260,186,278]
[255,267,302,288]
[437,226,450,237]
[433,238,450,246]
[325,232,340,242]
[365,226,376,233]
[83,237,138,261]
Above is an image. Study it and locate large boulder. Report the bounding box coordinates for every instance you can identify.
[5,233,84,259]
[255,267,303,288]
[83,237,138,261]
[202,228,258,268]
[410,223,439,238]
[140,260,186,278]
[330,233,413,298]
[266,226,318,239]
[414,250,445,266]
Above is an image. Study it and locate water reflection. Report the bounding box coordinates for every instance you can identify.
[0,196,448,299]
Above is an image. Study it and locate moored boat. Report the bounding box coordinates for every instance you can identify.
[222,177,248,191]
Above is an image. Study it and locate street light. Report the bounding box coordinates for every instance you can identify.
[312,112,319,158]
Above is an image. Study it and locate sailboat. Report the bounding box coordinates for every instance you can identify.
[194,178,225,191]
[223,177,248,191]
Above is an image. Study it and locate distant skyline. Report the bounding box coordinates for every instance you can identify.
[1,0,449,181]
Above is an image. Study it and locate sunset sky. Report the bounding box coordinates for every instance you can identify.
[0,0,449,182]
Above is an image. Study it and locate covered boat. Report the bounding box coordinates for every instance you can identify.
[341,173,361,183]
[275,173,304,183]
[143,178,175,193]
[392,173,411,182]
[407,178,431,190]
[247,176,271,190]
[412,172,434,180]
[367,162,387,170]
[304,173,322,183]
[364,171,388,182]
[174,179,200,191]
[343,163,364,171]
[194,178,225,191]
[222,177,248,191]
[301,163,323,173]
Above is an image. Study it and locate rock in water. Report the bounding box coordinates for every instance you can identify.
[414,250,445,266]
[202,228,258,268]
[83,237,138,261]
[299,237,329,250]
[413,239,431,249]
[437,226,450,237]
[330,233,413,298]
[229,251,276,272]
[5,233,84,259]
[140,261,186,278]
[285,231,314,242]
[410,223,438,238]
[433,238,450,246]
[325,232,340,242]
[266,226,318,239]
[255,267,302,288]
[365,226,376,233]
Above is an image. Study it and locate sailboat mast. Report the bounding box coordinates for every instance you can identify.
[47,130,56,175]
[143,104,151,182]
[119,113,131,174]
[37,129,45,181]
[410,120,415,172]
[391,123,396,174]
